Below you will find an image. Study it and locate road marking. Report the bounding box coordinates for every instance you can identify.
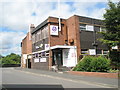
[13,69,118,88]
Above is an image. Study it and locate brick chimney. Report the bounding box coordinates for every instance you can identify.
[30,24,35,32]
[29,24,35,40]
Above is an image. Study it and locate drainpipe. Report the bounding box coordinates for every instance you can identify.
[92,30,98,55]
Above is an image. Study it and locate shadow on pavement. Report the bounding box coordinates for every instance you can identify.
[2,84,64,90]
[2,84,118,90]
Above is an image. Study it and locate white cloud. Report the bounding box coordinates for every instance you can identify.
[89,7,106,19]
[0,31,26,55]
[0,0,119,2]
[0,1,110,31]
[1,0,118,55]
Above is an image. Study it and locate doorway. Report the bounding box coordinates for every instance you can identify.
[28,59,31,68]
[52,49,63,67]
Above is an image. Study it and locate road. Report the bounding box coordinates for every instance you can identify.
[2,68,119,89]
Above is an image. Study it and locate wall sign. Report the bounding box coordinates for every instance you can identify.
[112,46,118,49]
[45,44,50,50]
[86,25,94,31]
[89,49,96,55]
[50,25,58,36]
[34,58,39,63]
[40,58,46,62]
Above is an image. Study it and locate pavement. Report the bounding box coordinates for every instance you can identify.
[14,67,119,88]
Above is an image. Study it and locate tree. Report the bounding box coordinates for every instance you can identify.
[1,53,21,65]
[100,1,120,49]
[100,1,120,69]
[0,55,4,58]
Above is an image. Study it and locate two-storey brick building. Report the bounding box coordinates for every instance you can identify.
[21,15,108,70]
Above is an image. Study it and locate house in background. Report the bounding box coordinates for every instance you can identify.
[21,24,34,68]
[21,15,108,70]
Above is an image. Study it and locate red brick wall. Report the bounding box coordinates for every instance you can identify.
[48,17,67,47]
[22,36,27,54]
[22,33,32,54]
[66,15,81,61]
[68,71,118,78]
[47,17,67,70]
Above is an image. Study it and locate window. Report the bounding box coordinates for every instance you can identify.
[42,29,45,39]
[80,24,94,31]
[36,33,39,42]
[81,49,88,54]
[37,30,40,41]
[45,51,49,57]
[80,24,86,31]
[32,54,35,58]
[32,34,35,44]
[41,26,49,39]
[38,53,41,58]
[39,30,42,40]
[35,53,39,58]
[33,26,49,43]
[41,52,46,57]
[100,27,106,32]
[94,26,100,32]
[96,49,102,55]
[103,50,108,55]
[43,26,49,39]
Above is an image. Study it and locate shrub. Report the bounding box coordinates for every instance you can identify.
[107,69,119,73]
[90,56,111,72]
[73,56,111,72]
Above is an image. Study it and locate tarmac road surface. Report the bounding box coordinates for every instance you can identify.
[1,67,119,90]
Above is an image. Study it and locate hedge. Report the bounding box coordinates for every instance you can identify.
[73,56,111,72]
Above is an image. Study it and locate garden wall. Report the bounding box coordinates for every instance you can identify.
[68,71,118,78]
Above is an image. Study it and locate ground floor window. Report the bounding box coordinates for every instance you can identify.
[32,51,49,63]
[81,49,109,55]
[103,50,109,55]
[96,49,102,55]
[81,49,89,55]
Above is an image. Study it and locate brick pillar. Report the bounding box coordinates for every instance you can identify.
[49,50,52,70]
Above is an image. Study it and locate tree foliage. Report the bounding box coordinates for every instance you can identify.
[100,1,120,49]
[0,53,21,65]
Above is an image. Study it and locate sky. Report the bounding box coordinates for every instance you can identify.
[0,0,119,56]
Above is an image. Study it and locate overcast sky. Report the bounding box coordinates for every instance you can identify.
[0,0,119,56]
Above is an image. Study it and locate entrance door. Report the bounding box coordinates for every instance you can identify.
[52,50,63,67]
[28,59,31,68]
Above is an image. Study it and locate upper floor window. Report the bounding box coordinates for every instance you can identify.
[100,27,106,32]
[80,24,86,31]
[32,26,49,43]
[32,34,35,44]
[94,26,100,32]
[80,24,94,31]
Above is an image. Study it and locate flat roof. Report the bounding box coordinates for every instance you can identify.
[31,15,103,34]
